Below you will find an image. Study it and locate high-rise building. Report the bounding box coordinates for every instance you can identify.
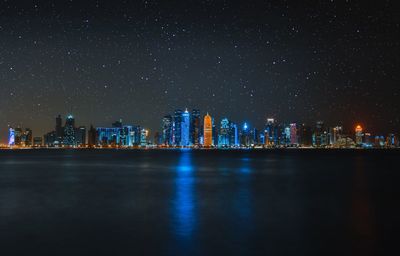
[299,124,313,146]
[140,129,148,146]
[203,113,213,147]
[63,115,76,147]
[190,109,201,146]
[181,109,190,146]
[44,131,56,147]
[229,122,239,147]
[24,128,33,147]
[8,128,15,146]
[265,118,278,146]
[313,121,328,147]
[173,109,183,146]
[55,114,63,143]
[75,126,86,146]
[88,125,97,147]
[162,115,173,146]
[355,125,363,146]
[218,118,230,147]
[240,122,251,147]
[290,123,298,145]
[212,119,218,146]
[330,126,343,145]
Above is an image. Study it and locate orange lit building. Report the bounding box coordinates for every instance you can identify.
[203,113,213,147]
[355,125,363,145]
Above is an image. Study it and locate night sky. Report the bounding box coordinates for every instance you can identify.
[0,0,399,142]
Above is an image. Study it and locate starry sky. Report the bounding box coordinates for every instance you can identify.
[0,0,399,142]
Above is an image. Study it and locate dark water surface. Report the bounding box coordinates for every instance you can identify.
[0,149,398,255]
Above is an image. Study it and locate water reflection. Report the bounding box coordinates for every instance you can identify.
[235,157,253,231]
[172,150,196,238]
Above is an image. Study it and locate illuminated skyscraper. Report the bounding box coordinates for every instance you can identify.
[24,128,33,147]
[174,109,183,146]
[355,125,363,146]
[190,109,201,145]
[181,109,190,146]
[203,113,212,147]
[330,126,343,145]
[218,118,230,147]
[14,127,23,146]
[229,122,239,146]
[313,121,328,147]
[8,128,15,146]
[265,118,278,146]
[290,123,298,145]
[240,122,251,147]
[63,115,76,147]
[140,129,148,147]
[162,115,173,146]
[75,126,86,146]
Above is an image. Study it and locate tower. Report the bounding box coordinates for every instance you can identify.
[63,115,76,147]
[181,109,190,146]
[174,109,183,146]
[162,115,173,146]
[203,113,213,147]
[190,109,201,145]
[355,125,363,146]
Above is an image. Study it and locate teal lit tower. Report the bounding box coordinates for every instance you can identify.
[181,109,190,146]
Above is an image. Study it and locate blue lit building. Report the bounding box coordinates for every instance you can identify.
[181,109,190,146]
[265,118,278,146]
[240,122,251,147]
[174,109,183,146]
[229,122,239,147]
[96,124,141,147]
[218,118,230,147]
[8,128,15,146]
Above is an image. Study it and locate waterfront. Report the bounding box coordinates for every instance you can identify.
[0,149,398,255]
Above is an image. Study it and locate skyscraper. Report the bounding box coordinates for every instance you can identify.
[75,126,86,146]
[229,122,239,147]
[24,128,33,147]
[218,118,230,147]
[290,123,298,145]
[190,109,201,146]
[8,127,15,146]
[55,114,63,144]
[162,115,173,146]
[88,125,97,147]
[313,121,327,147]
[240,122,251,147]
[173,109,183,146]
[181,109,190,146]
[203,113,212,147]
[63,115,76,147]
[265,118,277,146]
[355,125,363,146]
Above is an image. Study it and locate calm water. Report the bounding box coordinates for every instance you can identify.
[0,149,398,255]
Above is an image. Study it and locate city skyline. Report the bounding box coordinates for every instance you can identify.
[0,1,399,143]
[4,110,399,149]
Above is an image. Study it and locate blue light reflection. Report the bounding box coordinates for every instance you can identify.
[173,150,196,238]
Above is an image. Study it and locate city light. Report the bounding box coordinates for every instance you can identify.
[3,112,399,149]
